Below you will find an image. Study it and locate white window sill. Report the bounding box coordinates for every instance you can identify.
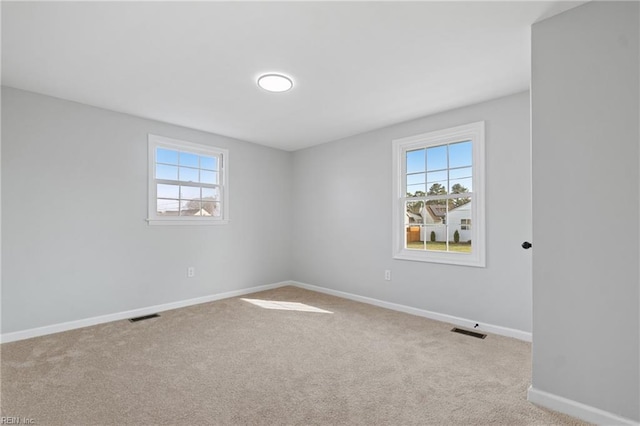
[146,219,229,226]
[393,250,485,268]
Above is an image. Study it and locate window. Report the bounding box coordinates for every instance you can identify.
[147,134,229,225]
[392,122,485,267]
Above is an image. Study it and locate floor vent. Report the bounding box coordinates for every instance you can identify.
[129,313,160,323]
[451,327,486,339]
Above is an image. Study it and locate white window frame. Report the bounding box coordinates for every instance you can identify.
[391,121,485,267]
[147,134,229,226]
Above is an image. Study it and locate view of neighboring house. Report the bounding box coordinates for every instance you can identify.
[447,202,472,241]
[158,208,212,217]
[157,199,220,217]
[406,201,471,242]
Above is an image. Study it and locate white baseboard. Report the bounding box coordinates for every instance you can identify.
[528,386,639,426]
[6,280,635,425]
[289,281,532,342]
[0,281,289,344]
[1,280,532,344]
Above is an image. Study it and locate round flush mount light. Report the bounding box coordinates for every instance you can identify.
[257,73,293,93]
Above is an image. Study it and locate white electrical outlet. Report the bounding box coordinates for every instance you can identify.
[187,267,195,278]
[384,270,391,281]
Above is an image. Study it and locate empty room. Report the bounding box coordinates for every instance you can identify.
[1,1,638,425]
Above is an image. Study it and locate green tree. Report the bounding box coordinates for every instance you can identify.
[427,183,447,206]
[406,190,426,198]
[450,183,471,209]
[451,183,467,194]
[427,183,446,196]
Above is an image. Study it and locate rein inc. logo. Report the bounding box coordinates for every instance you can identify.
[0,417,35,425]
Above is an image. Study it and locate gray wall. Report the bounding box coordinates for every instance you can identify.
[531,1,639,421]
[1,87,292,333]
[292,91,532,333]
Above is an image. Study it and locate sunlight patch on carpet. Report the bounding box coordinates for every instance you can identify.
[241,298,333,313]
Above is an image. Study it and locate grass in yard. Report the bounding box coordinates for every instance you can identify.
[407,241,472,253]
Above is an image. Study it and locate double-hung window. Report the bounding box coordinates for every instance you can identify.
[392,122,485,267]
[148,134,229,225]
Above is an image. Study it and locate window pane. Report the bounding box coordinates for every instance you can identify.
[179,167,199,183]
[425,223,447,251]
[449,167,472,180]
[425,201,447,223]
[195,204,214,216]
[426,145,447,171]
[157,184,179,199]
[201,170,217,185]
[202,201,221,217]
[448,226,472,252]
[180,186,200,200]
[157,199,179,216]
[157,148,178,165]
[405,200,446,251]
[156,164,178,180]
[426,170,447,184]
[405,225,425,250]
[406,184,425,197]
[406,201,424,224]
[448,221,472,252]
[180,199,203,216]
[449,177,472,194]
[450,196,472,210]
[202,187,220,201]
[407,173,425,186]
[427,182,447,195]
[406,149,425,174]
[200,156,217,171]
[449,141,472,168]
[448,197,472,253]
[179,152,199,168]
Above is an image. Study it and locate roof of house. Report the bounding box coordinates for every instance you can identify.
[426,204,447,219]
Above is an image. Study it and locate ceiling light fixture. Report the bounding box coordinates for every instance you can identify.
[257,73,293,93]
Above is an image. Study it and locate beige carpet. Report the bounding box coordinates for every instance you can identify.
[1,286,586,425]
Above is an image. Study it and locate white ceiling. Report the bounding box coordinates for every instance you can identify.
[2,1,583,151]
